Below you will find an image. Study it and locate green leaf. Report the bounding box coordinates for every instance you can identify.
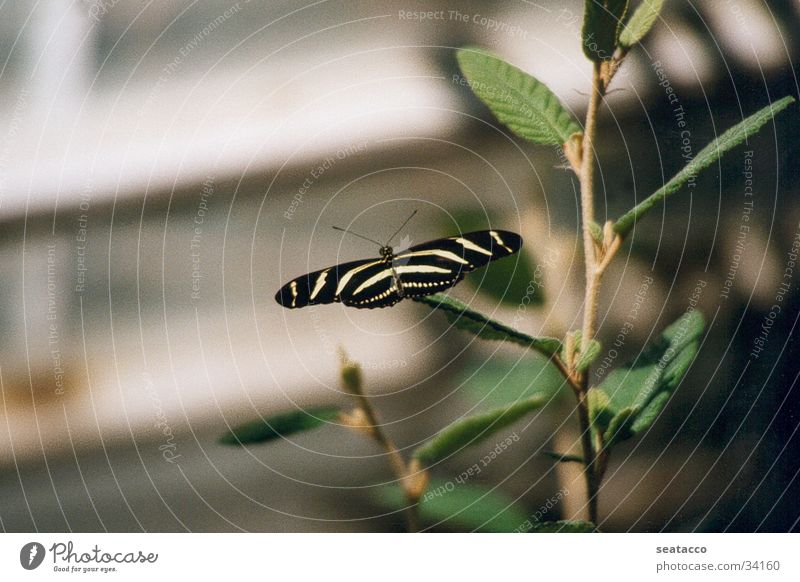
[542,451,584,464]
[414,293,562,355]
[527,519,597,533]
[587,387,615,434]
[446,211,543,307]
[596,310,705,443]
[619,0,665,48]
[413,395,547,466]
[582,0,630,61]
[457,47,581,145]
[218,407,340,445]
[459,354,566,408]
[603,406,637,445]
[576,339,602,372]
[374,479,528,532]
[604,310,704,410]
[615,96,796,236]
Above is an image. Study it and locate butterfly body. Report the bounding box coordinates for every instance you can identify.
[275,230,522,309]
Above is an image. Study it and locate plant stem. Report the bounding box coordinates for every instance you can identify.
[340,353,425,531]
[351,390,421,532]
[576,390,600,523]
[567,54,628,524]
[579,62,604,356]
[574,61,607,525]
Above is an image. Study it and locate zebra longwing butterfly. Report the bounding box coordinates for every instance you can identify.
[275,217,522,309]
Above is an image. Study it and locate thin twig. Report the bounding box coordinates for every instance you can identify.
[565,48,631,525]
[553,354,580,390]
[339,355,422,532]
[576,390,600,523]
[579,62,605,357]
[572,57,622,525]
[355,393,421,532]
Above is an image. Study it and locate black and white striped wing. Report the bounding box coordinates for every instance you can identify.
[338,261,405,308]
[393,230,522,298]
[275,230,523,309]
[275,258,386,309]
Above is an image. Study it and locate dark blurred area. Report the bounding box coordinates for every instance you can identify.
[0,0,798,532]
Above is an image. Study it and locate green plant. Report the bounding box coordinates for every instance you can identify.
[222,1,794,531]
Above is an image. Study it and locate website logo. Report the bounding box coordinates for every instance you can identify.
[20,542,46,570]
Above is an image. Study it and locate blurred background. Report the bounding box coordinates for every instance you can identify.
[0,0,798,532]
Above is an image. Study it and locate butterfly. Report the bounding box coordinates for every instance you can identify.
[275,212,522,309]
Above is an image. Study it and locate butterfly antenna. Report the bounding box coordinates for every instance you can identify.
[384,210,417,246]
[331,225,383,247]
